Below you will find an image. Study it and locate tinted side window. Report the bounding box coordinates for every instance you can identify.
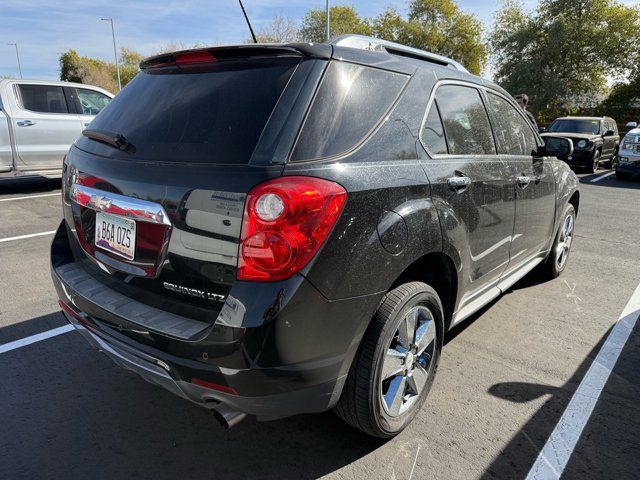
[291,62,408,161]
[435,85,495,155]
[76,88,111,115]
[18,84,68,114]
[422,103,448,154]
[486,93,537,156]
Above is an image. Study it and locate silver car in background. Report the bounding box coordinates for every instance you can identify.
[615,124,640,180]
[0,79,113,178]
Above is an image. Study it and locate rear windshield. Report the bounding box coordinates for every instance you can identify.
[548,119,601,135]
[82,58,299,164]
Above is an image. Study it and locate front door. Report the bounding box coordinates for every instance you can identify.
[420,84,515,306]
[73,87,113,130]
[485,91,556,265]
[12,83,81,170]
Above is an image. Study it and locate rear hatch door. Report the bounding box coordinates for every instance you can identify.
[62,47,327,330]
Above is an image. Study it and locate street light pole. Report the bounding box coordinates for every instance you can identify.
[7,43,22,79]
[101,18,121,91]
[326,0,330,41]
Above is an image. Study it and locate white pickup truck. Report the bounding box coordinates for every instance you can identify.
[0,79,113,178]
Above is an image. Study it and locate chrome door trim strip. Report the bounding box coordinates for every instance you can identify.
[70,184,172,226]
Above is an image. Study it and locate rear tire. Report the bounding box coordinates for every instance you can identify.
[335,282,443,438]
[543,204,575,279]
[609,149,619,169]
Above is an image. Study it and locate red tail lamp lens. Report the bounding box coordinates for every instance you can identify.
[238,177,347,281]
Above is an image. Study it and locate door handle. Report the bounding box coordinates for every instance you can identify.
[447,176,471,192]
[517,176,531,188]
[17,120,36,127]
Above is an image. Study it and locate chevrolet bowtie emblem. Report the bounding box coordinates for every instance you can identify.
[89,195,113,211]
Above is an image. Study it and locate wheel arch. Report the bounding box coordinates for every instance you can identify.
[568,190,580,216]
[390,251,459,331]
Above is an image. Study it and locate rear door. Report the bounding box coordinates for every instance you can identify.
[12,83,81,170]
[0,108,11,172]
[420,83,515,307]
[485,91,556,265]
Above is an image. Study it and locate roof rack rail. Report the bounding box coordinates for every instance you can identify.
[327,34,468,73]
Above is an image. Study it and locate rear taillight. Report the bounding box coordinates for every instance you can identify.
[238,177,347,281]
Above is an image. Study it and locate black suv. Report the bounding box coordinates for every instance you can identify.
[51,35,579,438]
[541,116,620,172]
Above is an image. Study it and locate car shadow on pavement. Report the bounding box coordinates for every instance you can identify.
[0,313,382,480]
[0,177,61,195]
[482,313,640,479]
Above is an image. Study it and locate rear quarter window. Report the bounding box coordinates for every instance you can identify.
[290,62,408,161]
[421,104,448,155]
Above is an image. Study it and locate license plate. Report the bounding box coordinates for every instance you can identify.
[95,211,136,260]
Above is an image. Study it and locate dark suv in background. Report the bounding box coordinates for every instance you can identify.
[51,35,579,438]
[541,116,620,172]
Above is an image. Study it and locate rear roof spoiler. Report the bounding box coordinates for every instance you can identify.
[328,34,468,73]
[140,43,332,70]
[140,36,467,73]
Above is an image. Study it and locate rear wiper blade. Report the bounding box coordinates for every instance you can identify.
[83,129,132,151]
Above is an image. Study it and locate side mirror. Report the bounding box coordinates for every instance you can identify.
[538,127,547,133]
[542,136,573,157]
[604,129,615,137]
[626,122,638,130]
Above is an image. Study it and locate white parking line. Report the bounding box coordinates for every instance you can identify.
[0,324,74,355]
[0,230,56,244]
[0,192,60,202]
[526,282,640,480]
[590,171,615,183]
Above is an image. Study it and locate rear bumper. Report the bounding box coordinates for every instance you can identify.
[51,221,381,420]
[60,303,345,420]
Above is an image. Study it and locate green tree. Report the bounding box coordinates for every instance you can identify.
[490,0,640,122]
[119,47,144,85]
[300,2,487,76]
[373,0,487,75]
[300,6,372,43]
[598,72,640,127]
[59,47,145,93]
[60,49,118,93]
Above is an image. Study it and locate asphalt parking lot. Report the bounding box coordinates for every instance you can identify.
[0,171,639,480]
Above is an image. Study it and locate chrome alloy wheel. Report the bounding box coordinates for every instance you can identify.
[556,213,574,270]
[380,305,436,417]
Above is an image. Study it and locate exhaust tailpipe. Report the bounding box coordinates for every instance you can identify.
[211,404,247,429]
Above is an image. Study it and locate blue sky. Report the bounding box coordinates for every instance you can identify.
[0,0,543,80]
